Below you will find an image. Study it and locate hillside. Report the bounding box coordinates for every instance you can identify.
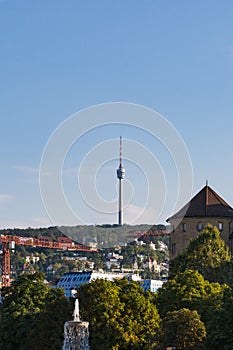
[0,224,168,248]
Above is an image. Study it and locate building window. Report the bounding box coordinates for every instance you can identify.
[218,222,223,231]
[197,222,203,231]
[183,223,187,232]
[171,243,176,255]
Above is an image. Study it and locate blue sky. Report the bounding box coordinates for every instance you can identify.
[1,1,233,228]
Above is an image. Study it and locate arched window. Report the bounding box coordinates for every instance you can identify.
[218,222,223,231]
[197,222,203,231]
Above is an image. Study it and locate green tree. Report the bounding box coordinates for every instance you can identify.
[78,279,124,350]
[161,308,206,350]
[0,272,72,350]
[207,258,233,285]
[170,225,231,281]
[93,254,104,270]
[205,286,233,350]
[121,245,135,268]
[141,267,160,280]
[27,288,73,350]
[155,269,226,323]
[78,278,161,350]
[116,279,161,349]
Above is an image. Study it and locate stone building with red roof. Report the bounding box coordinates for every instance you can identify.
[167,183,233,258]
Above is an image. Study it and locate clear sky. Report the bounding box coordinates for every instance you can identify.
[1,0,233,228]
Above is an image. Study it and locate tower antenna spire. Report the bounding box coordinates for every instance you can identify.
[119,136,122,167]
[116,137,125,226]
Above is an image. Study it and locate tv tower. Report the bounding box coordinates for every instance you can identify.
[116,136,125,226]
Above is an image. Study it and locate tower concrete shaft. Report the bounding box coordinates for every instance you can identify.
[118,178,122,226]
[116,137,125,226]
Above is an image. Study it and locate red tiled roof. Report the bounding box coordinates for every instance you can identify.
[167,185,233,221]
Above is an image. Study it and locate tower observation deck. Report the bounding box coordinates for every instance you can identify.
[116,136,125,225]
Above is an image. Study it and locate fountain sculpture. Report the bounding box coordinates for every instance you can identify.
[63,299,90,350]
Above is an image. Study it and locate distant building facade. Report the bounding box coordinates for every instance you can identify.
[57,271,127,297]
[57,271,164,297]
[142,279,164,293]
[167,184,233,258]
[142,255,160,273]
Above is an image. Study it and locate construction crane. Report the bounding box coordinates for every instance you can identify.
[0,235,98,287]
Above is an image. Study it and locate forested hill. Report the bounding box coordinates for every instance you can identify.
[0,224,168,247]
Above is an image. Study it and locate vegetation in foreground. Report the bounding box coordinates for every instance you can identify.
[0,273,73,350]
[1,225,233,349]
